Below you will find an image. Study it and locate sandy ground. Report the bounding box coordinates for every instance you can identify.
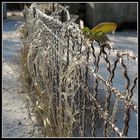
[2,14,138,137]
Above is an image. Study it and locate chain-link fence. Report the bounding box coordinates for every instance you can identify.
[17,3,138,137]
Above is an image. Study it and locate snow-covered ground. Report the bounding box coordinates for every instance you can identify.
[2,15,138,137]
[2,16,39,138]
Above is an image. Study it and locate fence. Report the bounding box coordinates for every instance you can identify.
[18,3,138,137]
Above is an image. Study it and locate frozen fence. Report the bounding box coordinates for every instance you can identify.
[18,3,138,137]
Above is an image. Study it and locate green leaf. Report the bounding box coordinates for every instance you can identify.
[82,27,90,33]
[90,31,110,43]
[82,27,91,37]
[91,22,117,33]
[82,22,116,48]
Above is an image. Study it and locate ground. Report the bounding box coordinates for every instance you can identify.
[2,15,138,137]
[2,17,38,137]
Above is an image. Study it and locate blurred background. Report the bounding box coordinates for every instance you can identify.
[3,2,137,31]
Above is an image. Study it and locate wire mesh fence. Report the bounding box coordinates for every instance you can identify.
[17,3,138,137]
